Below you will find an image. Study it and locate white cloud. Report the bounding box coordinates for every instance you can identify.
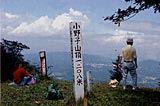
[3,8,89,37]
[1,11,37,36]
[52,13,72,31]
[69,8,82,16]
[9,16,53,36]
[103,29,143,43]
[5,12,19,19]
[121,21,160,35]
[88,27,160,60]
[2,9,160,61]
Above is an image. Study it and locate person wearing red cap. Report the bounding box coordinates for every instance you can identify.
[119,38,138,90]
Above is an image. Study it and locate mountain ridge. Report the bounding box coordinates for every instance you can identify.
[24,51,160,88]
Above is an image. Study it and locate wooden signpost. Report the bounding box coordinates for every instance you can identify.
[87,71,92,93]
[39,51,47,78]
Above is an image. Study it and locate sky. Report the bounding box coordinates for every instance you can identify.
[1,0,160,61]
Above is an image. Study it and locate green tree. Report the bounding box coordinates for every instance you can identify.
[104,0,160,26]
[1,39,30,81]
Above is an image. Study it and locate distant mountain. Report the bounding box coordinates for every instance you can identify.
[137,60,160,88]
[24,52,160,88]
[24,52,111,81]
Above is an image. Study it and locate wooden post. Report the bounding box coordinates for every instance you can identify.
[83,98,88,106]
[87,71,92,93]
[39,51,47,78]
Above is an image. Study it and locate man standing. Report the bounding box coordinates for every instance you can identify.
[119,38,138,90]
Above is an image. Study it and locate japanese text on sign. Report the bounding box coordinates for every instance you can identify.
[70,22,84,101]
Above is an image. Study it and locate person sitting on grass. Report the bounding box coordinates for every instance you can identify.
[9,62,33,86]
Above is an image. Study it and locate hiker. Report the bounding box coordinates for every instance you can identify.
[119,38,138,90]
[9,62,33,86]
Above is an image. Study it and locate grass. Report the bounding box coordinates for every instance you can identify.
[88,83,160,106]
[1,79,76,106]
[1,79,160,106]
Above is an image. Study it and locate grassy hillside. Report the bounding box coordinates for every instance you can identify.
[1,79,160,106]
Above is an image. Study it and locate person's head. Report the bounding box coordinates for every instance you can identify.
[126,38,133,45]
[15,61,23,69]
[18,64,22,68]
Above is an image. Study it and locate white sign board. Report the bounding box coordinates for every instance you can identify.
[70,22,84,101]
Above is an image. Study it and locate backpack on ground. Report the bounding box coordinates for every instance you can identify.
[46,83,63,100]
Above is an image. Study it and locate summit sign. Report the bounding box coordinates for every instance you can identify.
[69,22,84,101]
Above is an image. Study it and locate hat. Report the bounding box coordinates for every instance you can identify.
[126,38,133,42]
